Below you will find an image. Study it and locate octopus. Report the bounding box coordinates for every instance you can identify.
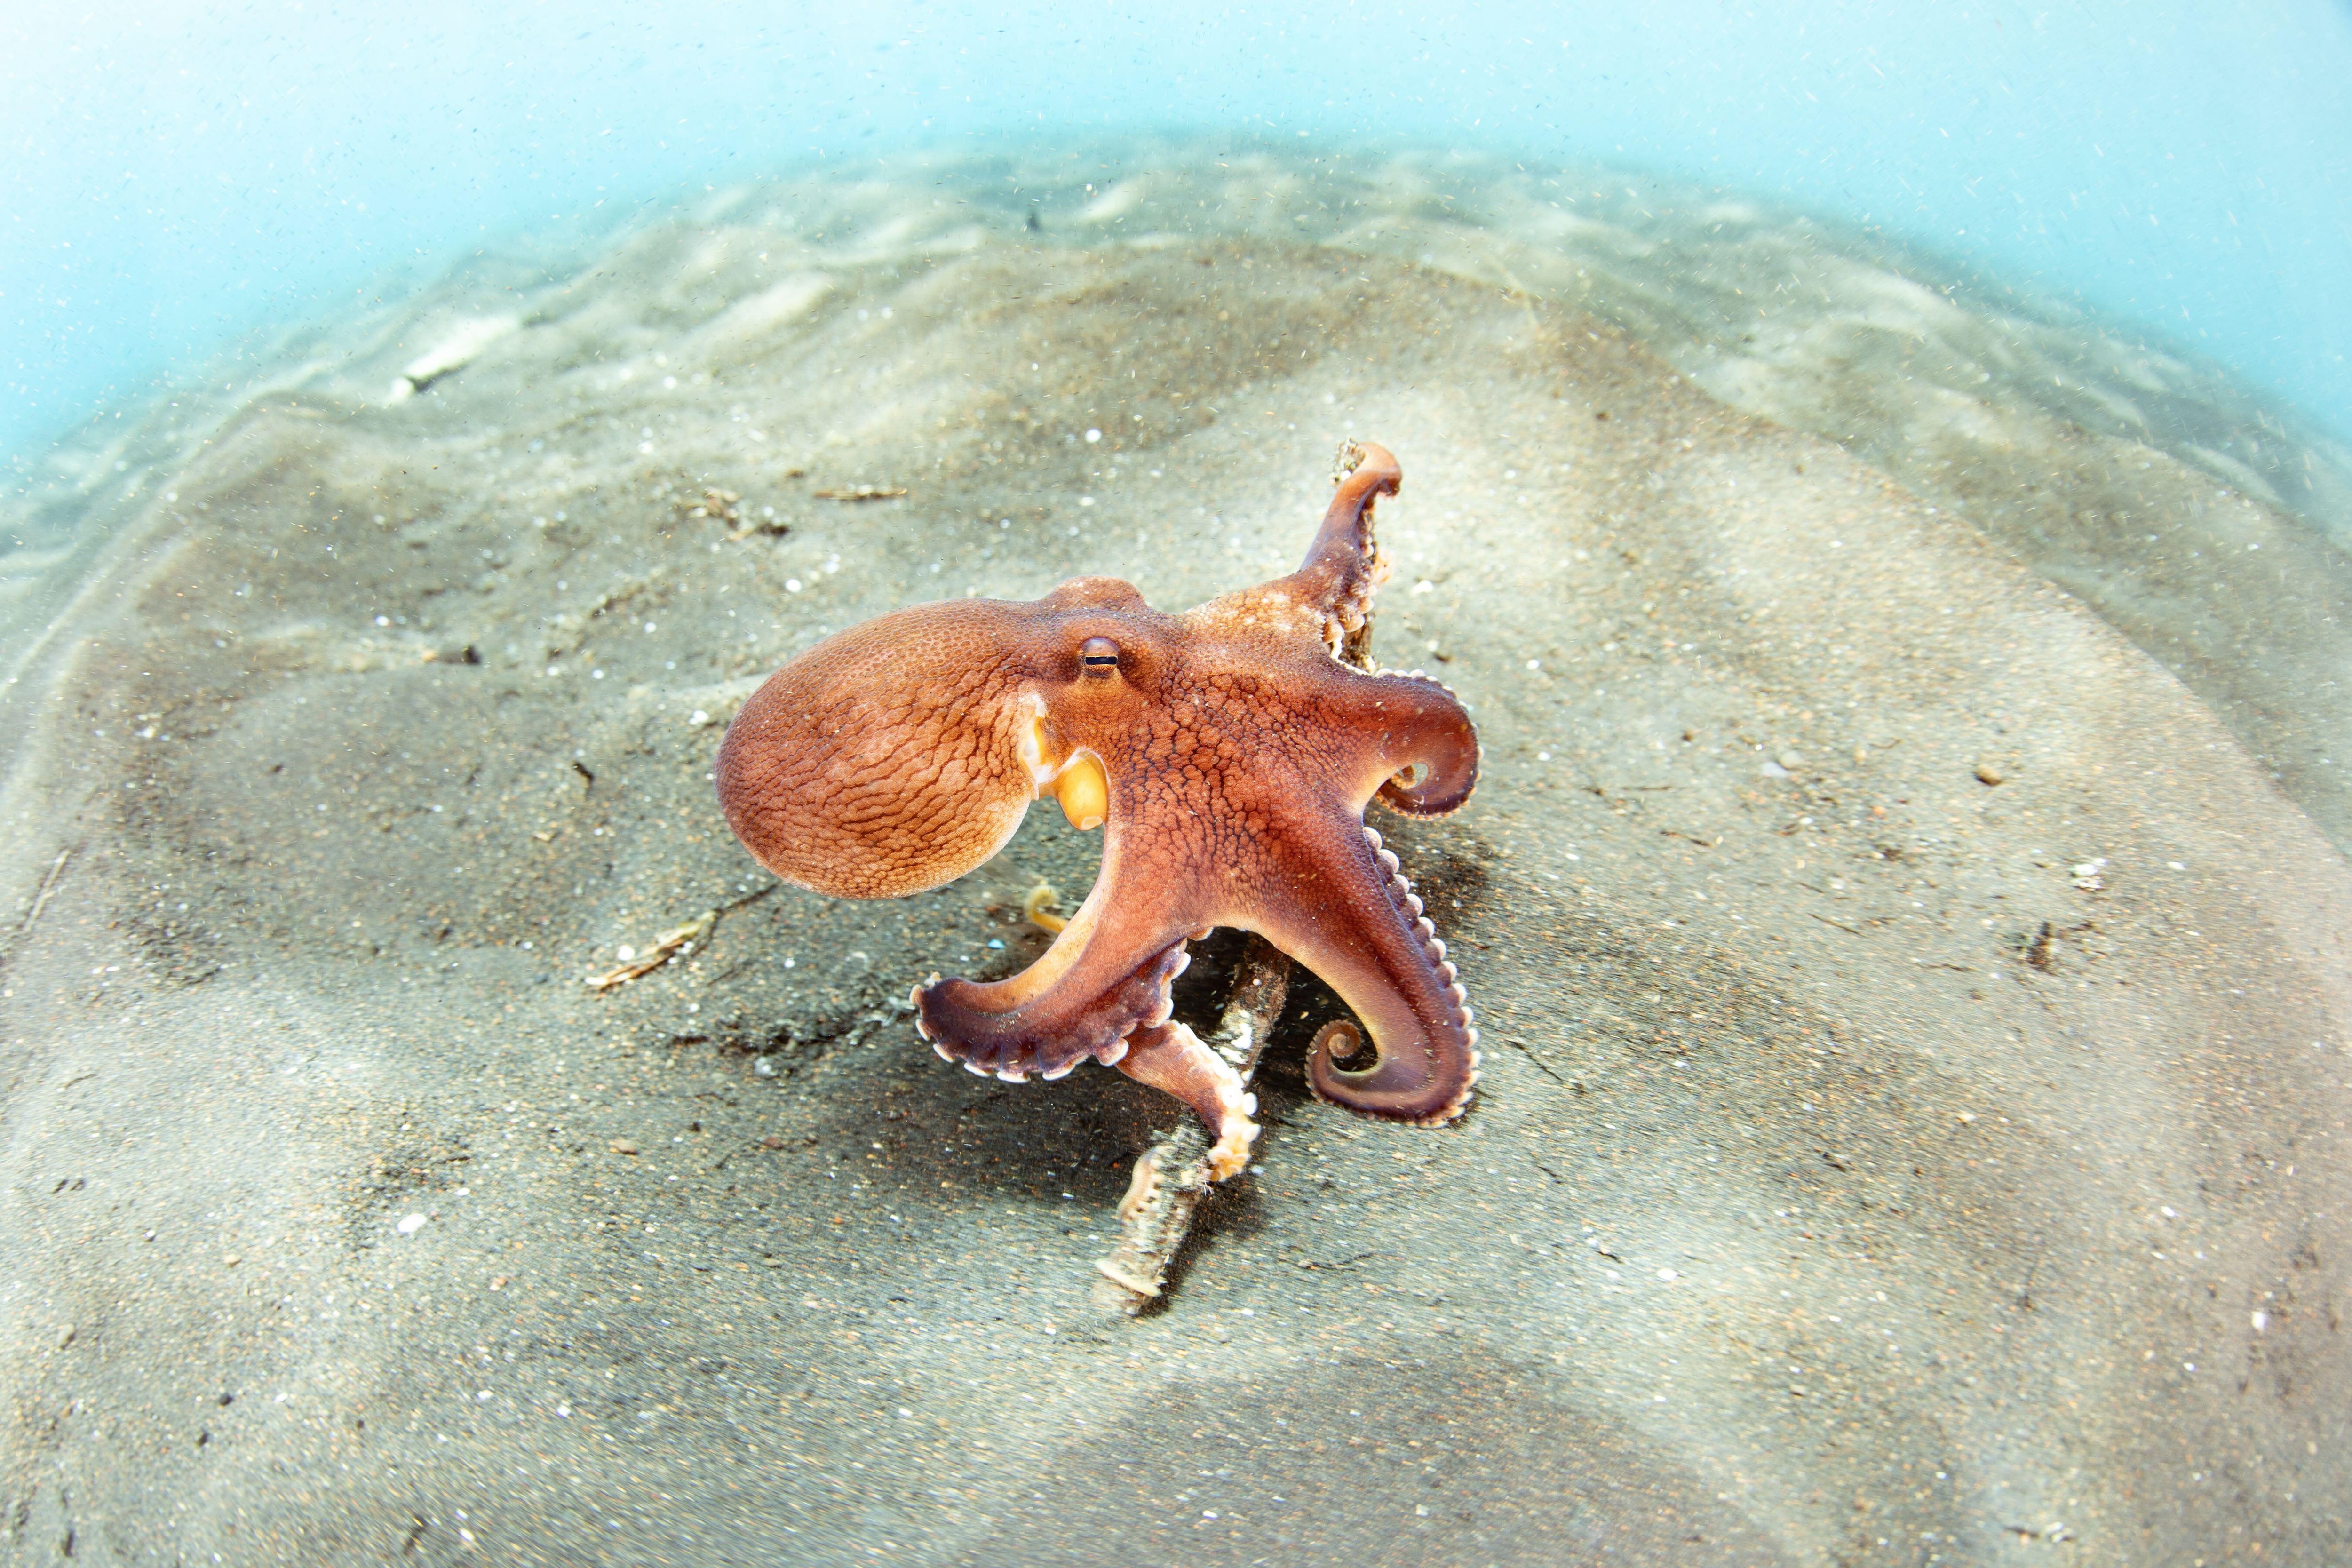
[715,442,1480,1180]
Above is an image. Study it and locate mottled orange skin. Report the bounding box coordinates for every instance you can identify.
[717,444,1480,1145]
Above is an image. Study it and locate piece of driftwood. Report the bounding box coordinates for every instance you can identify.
[1090,933,1291,1310]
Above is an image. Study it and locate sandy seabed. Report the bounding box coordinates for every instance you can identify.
[3,146,2349,1565]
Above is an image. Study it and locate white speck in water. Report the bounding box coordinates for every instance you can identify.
[690,710,710,726]
[1084,428,1102,443]
[1080,496,1095,507]
[787,578,803,593]
[396,1214,427,1235]
[615,946,636,963]
[1526,659,1542,671]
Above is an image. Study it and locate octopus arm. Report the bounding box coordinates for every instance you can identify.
[1114,1020,1261,1181]
[913,823,1198,1081]
[1253,819,1478,1126]
[1317,666,1481,817]
[1289,441,1400,617]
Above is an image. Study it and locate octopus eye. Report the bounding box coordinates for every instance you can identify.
[1079,636,1121,678]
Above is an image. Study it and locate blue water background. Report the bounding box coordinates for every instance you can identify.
[4,0,2348,465]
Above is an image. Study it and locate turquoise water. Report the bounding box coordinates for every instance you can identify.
[5,1,2349,465]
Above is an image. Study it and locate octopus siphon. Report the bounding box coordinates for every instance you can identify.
[715,442,1480,1179]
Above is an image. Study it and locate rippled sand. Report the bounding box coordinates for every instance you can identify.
[3,147,2348,1564]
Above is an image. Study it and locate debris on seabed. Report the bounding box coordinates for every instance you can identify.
[584,885,778,993]
[728,513,791,542]
[811,485,909,502]
[586,911,716,992]
[681,488,741,524]
[19,846,72,936]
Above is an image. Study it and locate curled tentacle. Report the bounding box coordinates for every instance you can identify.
[1289,823,1479,1126]
[1367,669,1480,817]
[1307,1015,1478,1128]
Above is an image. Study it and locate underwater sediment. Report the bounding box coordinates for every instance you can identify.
[3,146,2347,1565]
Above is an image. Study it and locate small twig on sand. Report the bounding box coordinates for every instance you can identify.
[585,883,778,992]
[1091,934,1291,1312]
[20,847,74,937]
